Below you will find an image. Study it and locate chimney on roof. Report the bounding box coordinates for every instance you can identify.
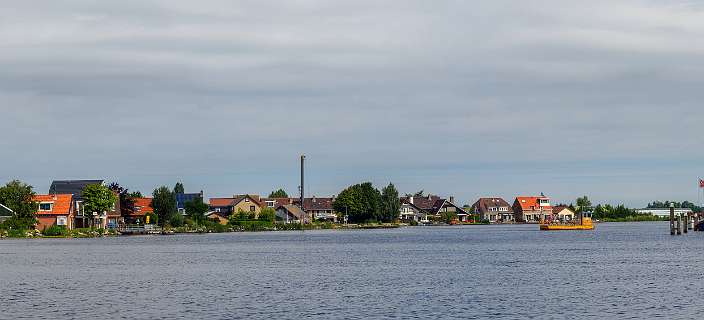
[312,196,316,203]
[409,196,414,205]
[449,196,455,204]
[427,194,432,200]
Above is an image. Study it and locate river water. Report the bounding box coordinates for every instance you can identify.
[1,222,702,319]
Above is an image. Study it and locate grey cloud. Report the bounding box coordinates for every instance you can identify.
[1,0,703,206]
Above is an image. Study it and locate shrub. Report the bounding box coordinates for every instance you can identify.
[43,225,68,237]
[169,214,185,227]
[1,216,37,230]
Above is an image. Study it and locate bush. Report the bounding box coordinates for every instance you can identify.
[1,216,37,230]
[409,220,419,226]
[169,214,185,227]
[43,225,68,237]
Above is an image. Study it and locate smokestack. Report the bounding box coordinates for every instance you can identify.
[300,154,305,217]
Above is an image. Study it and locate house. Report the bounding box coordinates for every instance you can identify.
[126,197,153,224]
[208,194,264,218]
[261,196,335,222]
[470,198,514,223]
[513,195,552,222]
[49,180,121,229]
[206,212,229,225]
[552,206,575,221]
[276,205,306,223]
[33,194,75,230]
[176,191,204,215]
[0,203,13,224]
[399,201,426,222]
[399,195,468,222]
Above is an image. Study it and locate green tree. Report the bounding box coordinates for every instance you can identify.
[108,182,136,217]
[128,191,143,198]
[440,210,458,224]
[173,182,185,194]
[82,184,118,227]
[185,196,209,224]
[576,196,592,213]
[0,180,38,229]
[258,207,276,223]
[333,182,382,223]
[268,189,289,198]
[380,183,400,223]
[0,180,37,220]
[152,186,177,228]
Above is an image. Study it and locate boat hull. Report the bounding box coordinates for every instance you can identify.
[540,224,594,230]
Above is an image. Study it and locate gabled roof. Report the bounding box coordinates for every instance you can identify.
[33,194,74,215]
[209,198,236,207]
[49,180,103,199]
[552,206,573,214]
[400,195,467,215]
[0,203,13,217]
[472,198,513,214]
[514,196,551,210]
[209,195,264,208]
[132,197,153,216]
[277,204,306,220]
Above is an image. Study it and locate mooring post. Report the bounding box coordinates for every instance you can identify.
[683,213,688,233]
[677,213,682,235]
[670,205,675,235]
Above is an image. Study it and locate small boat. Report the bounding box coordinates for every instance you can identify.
[540,212,594,231]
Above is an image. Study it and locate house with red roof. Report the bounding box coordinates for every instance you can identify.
[125,197,153,224]
[33,194,75,230]
[513,194,552,222]
[208,194,265,218]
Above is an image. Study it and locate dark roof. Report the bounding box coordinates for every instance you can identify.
[400,195,467,215]
[49,180,103,199]
[471,198,513,214]
[0,203,13,217]
[176,192,202,209]
[293,197,334,211]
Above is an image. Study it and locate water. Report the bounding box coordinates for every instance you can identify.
[1,222,702,319]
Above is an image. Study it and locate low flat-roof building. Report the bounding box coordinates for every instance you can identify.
[635,208,693,217]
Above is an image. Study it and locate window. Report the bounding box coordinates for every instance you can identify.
[215,208,221,212]
[245,198,250,202]
[250,206,255,212]
[57,216,67,226]
[39,203,52,211]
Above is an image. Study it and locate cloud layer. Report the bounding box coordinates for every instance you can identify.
[2,0,703,206]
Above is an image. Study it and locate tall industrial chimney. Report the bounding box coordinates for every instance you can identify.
[300,154,305,222]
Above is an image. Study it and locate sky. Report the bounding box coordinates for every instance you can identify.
[2,0,704,207]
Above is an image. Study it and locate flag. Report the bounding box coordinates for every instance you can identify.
[700,179,704,188]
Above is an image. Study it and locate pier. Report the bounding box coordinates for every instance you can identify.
[669,204,702,235]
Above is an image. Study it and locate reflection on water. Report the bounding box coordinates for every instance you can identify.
[1,222,701,319]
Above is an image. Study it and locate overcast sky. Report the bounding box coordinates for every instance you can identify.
[2,0,704,206]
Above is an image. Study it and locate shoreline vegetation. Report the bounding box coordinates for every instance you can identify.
[0,219,667,239]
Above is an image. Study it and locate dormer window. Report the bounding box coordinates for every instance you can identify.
[39,202,53,211]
